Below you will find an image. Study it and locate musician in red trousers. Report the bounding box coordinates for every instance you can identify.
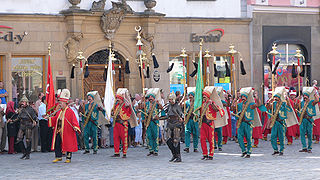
[252,92,263,148]
[111,89,136,158]
[198,91,223,160]
[48,89,81,163]
[262,90,272,141]
[286,90,299,145]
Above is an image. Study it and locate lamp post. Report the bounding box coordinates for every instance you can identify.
[204,49,213,86]
[268,43,280,92]
[294,48,305,96]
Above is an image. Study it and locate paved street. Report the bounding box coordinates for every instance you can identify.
[0,138,319,180]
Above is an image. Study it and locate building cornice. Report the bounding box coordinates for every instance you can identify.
[250,5,320,14]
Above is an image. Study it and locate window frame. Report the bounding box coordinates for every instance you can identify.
[11,55,46,95]
[169,54,190,86]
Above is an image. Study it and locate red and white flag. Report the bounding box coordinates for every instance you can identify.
[46,54,55,113]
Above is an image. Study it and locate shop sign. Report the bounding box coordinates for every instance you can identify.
[11,57,42,77]
[0,25,27,44]
[190,28,224,43]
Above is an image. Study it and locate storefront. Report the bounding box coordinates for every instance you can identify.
[250,6,320,100]
[0,3,251,102]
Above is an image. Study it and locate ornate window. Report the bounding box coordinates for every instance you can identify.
[87,49,123,65]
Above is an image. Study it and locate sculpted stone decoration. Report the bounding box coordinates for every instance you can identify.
[100,0,133,40]
[144,0,157,13]
[63,33,83,64]
[140,29,154,62]
[68,0,81,9]
[91,0,106,12]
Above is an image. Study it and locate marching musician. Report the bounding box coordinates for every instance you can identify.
[183,89,199,153]
[222,91,232,145]
[231,88,262,158]
[139,89,163,156]
[266,89,292,156]
[214,90,226,151]
[198,90,221,160]
[295,87,319,153]
[165,92,184,162]
[111,89,136,158]
[262,90,273,141]
[16,95,38,160]
[82,93,105,154]
[286,90,300,145]
[47,89,81,163]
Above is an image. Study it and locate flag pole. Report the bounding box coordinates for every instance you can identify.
[135,26,145,96]
[180,48,188,120]
[199,39,204,88]
[268,43,280,92]
[228,44,237,99]
[295,48,304,97]
[204,49,212,86]
[108,41,115,93]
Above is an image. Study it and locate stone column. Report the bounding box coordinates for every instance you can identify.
[60,9,91,99]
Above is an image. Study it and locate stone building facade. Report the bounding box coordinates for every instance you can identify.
[0,1,251,102]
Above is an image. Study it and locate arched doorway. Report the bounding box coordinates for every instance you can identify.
[84,49,125,97]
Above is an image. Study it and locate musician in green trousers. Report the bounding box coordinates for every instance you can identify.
[267,93,292,155]
[140,93,162,156]
[184,92,199,153]
[296,89,319,153]
[83,94,105,154]
[232,89,261,158]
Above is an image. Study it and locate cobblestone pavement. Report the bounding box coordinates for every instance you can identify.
[0,138,319,180]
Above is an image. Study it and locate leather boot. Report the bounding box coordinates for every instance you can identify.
[169,155,176,162]
[201,155,208,160]
[173,154,181,162]
[18,142,27,159]
[25,141,32,160]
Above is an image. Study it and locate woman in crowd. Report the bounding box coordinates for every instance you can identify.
[6,101,19,154]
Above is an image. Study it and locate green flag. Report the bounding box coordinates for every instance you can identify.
[194,50,203,112]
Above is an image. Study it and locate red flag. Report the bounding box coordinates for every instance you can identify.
[46,54,55,113]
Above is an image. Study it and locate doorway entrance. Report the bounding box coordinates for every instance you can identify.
[84,49,125,98]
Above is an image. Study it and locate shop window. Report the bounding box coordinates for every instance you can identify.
[263,44,304,91]
[11,56,45,103]
[214,55,231,84]
[194,54,231,90]
[169,55,189,94]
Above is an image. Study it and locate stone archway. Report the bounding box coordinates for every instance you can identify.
[83,49,125,97]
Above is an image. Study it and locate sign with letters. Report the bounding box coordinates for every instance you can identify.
[190,28,224,43]
[0,25,27,44]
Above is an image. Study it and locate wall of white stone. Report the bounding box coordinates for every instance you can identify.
[0,0,241,18]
